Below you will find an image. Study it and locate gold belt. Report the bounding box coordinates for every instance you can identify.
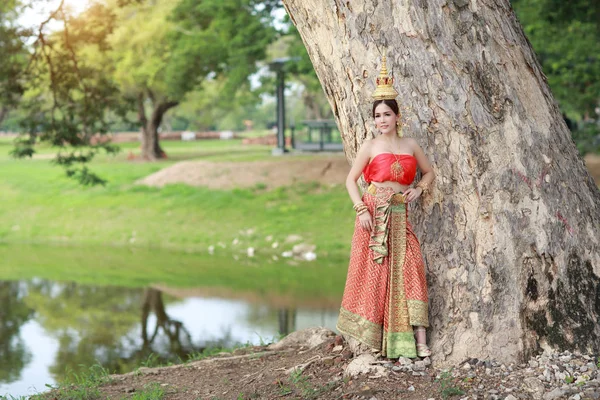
[367,184,407,203]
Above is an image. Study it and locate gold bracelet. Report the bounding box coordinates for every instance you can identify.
[354,205,368,215]
[357,208,368,216]
[416,181,430,195]
[353,202,366,211]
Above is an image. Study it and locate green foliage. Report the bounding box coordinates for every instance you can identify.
[35,364,111,400]
[287,369,340,399]
[8,1,128,184]
[129,383,165,400]
[166,0,276,99]
[512,0,600,122]
[436,369,465,400]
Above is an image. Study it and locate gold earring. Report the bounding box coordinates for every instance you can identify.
[396,121,403,137]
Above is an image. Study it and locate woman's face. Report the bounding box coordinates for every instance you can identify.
[374,103,399,135]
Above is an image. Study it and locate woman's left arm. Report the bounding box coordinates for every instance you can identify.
[404,139,435,202]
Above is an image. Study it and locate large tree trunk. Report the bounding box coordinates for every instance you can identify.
[282,0,600,364]
[138,93,178,160]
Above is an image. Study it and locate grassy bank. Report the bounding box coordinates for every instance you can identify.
[0,138,353,302]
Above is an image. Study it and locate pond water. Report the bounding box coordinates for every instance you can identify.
[0,279,339,398]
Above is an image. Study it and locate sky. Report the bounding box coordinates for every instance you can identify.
[18,0,90,31]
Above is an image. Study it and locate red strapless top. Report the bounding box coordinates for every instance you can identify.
[362,153,417,185]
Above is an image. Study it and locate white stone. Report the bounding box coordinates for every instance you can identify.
[268,327,335,351]
[543,387,569,400]
[523,377,546,400]
[344,353,388,378]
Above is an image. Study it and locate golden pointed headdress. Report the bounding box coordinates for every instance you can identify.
[371,55,399,100]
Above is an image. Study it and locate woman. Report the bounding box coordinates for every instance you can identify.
[336,56,435,359]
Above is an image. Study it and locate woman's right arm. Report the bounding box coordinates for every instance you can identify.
[346,141,373,230]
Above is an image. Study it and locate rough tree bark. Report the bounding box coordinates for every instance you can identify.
[282,0,600,364]
[137,92,178,160]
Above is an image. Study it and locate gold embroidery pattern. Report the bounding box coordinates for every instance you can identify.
[382,200,414,357]
[337,307,382,349]
[390,161,405,182]
[407,300,429,327]
[337,185,428,357]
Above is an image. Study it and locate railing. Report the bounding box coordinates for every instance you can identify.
[292,120,343,151]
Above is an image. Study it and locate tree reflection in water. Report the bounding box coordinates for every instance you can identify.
[24,281,200,381]
[278,309,297,337]
[0,281,34,384]
[139,288,194,360]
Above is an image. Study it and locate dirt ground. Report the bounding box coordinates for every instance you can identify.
[139,154,600,190]
[80,329,600,400]
[96,341,442,400]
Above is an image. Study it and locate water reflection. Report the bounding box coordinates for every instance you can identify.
[0,280,338,397]
[0,282,34,384]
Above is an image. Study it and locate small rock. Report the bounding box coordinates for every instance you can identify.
[392,366,402,372]
[407,385,415,391]
[488,389,498,394]
[462,363,472,370]
[413,361,427,371]
[332,345,343,352]
[530,360,540,368]
[125,387,135,393]
[485,368,492,375]
[543,387,569,400]
[571,394,581,400]
[398,357,412,366]
[344,353,388,378]
[581,366,589,373]
[523,377,546,400]
[285,234,303,243]
[560,355,573,363]
[505,395,518,400]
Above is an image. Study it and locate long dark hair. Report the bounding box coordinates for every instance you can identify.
[372,99,400,117]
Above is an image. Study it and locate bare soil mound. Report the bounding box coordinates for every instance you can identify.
[137,156,350,190]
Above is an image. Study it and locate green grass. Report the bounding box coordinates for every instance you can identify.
[128,383,165,400]
[33,364,111,400]
[0,138,353,303]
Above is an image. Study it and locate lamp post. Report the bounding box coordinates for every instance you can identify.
[269,57,299,155]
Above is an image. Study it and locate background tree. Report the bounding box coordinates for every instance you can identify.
[512,0,600,153]
[282,0,600,363]
[108,0,277,160]
[0,0,27,127]
[10,1,123,184]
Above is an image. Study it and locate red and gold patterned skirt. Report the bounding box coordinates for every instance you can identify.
[336,185,428,358]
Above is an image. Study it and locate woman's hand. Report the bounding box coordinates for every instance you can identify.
[404,187,423,203]
[358,211,373,231]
